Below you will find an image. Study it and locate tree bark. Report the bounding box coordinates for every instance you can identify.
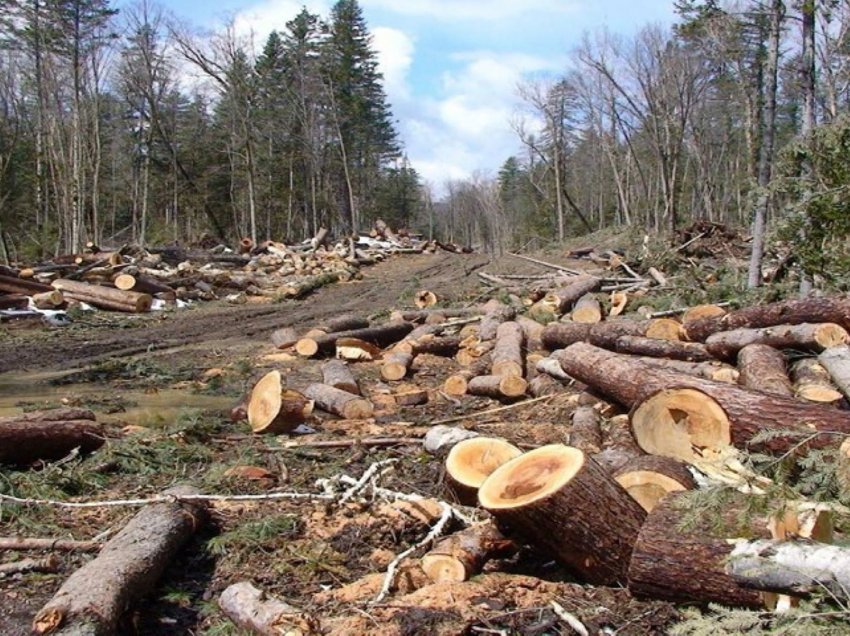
[791,358,843,403]
[295,322,413,357]
[491,321,524,377]
[569,406,602,455]
[686,295,850,342]
[52,279,152,313]
[542,319,651,351]
[479,445,646,585]
[270,327,300,350]
[615,335,714,362]
[467,374,528,400]
[0,409,104,466]
[479,304,516,341]
[570,293,602,323]
[381,351,414,381]
[303,383,374,419]
[705,323,847,359]
[421,522,517,583]
[321,359,359,395]
[219,581,311,636]
[411,335,462,357]
[545,276,602,314]
[33,485,209,636]
[443,354,492,396]
[306,314,370,337]
[0,273,55,295]
[737,344,793,396]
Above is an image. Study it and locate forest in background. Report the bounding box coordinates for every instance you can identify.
[1,0,850,290]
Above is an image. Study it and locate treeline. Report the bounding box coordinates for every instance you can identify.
[441,1,850,288]
[0,0,421,258]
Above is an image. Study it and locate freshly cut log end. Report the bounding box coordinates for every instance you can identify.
[613,455,696,512]
[478,444,646,585]
[792,358,842,403]
[571,294,602,324]
[336,337,382,361]
[467,374,528,399]
[609,291,628,317]
[295,338,319,357]
[630,387,731,462]
[706,322,850,360]
[247,371,314,434]
[414,290,438,309]
[491,321,524,378]
[381,351,414,381]
[444,437,522,506]
[421,522,516,583]
[645,318,685,341]
[682,304,727,324]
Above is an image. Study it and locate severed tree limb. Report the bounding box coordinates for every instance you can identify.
[32,485,209,636]
[219,581,315,635]
[0,555,61,576]
[0,537,101,552]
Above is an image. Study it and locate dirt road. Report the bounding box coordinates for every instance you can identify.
[0,252,490,374]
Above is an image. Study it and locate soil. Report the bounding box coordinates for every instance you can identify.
[0,249,679,635]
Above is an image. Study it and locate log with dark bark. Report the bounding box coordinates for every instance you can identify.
[592,414,643,474]
[612,455,696,512]
[737,344,793,396]
[381,351,414,381]
[443,354,493,396]
[491,321,524,377]
[411,335,462,357]
[515,315,544,352]
[392,324,443,354]
[295,321,413,357]
[628,492,764,608]
[685,294,850,342]
[112,272,174,296]
[219,581,314,636]
[421,522,517,583]
[303,383,374,419]
[554,342,850,459]
[321,359,359,395]
[479,445,646,585]
[528,374,562,397]
[792,357,843,403]
[545,276,602,314]
[705,323,848,360]
[52,278,152,312]
[247,371,314,434]
[445,437,521,505]
[542,319,652,351]
[305,314,370,337]
[568,406,602,454]
[818,345,850,400]
[0,272,55,296]
[0,294,30,310]
[0,409,104,466]
[615,335,714,362]
[147,246,251,266]
[31,290,66,309]
[467,374,528,400]
[270,326,300,350]
[32,485,209,635]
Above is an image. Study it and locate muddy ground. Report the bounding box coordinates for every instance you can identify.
[0,249,679,635]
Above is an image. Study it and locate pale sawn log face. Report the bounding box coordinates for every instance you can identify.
[444,437,522,506]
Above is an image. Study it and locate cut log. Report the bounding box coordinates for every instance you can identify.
[615,335,714,362]
[554,342,850,459]
[682,303,727,324]
[112,273,174,296]
[381,351,414,381]
[219,581,312,636]
[705,322,848,360]
[542,319,652,351]
[443,354,492,396]
[455,340,493,366]
[414,290,438,309]
[612,456,695,512]
[627,492,764,608]
[792,358,843,403]
[535,355,572,381]
[570,294,602,324]
[306,314,370,337]
[467,374,528,400]
[528,374,562,397]
[394,387,428,406]
[726,539,850,600]
[491,321,524,377]
[479,445,646,585]
[295,321,413,357]
[545,276,602,314]
[303,383,374,419]
[421,522,517,583]
[321,359,359,395]
[392,324,443,354]
[247,371,314,434]
[0,537,101,552]
[52,278,152,313]
[31,290,66,309]
[638,356,739,383]
[737,344,793,396]
[479,304,516,341]
[390,307,479,323]
[335,337,382,361]
[444,437,522,505]
[32,485,209,636]
[0,294,30,310]
[270,326,300,350]
[411,335,462,357]
[310,226,329,250]
[281,272,339,298]
[645,318,685,341]
[592,415,643,474]
[0,272,55,295]
[0,409,104,466]
[818,345,850,399]
[515,315,544,352]
[569,406,602,454]
[609,291,628,317]
[685,294,850,342]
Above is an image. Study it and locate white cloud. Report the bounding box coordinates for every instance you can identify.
[363,0,577,21]
[372,27,414,102]
[231,0,331,50]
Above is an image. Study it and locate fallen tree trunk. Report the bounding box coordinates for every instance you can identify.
[32,290,66,309]
[615,335,714,362]
[726,539,850,600]
[32,485,209,635]
[270,326,300,350]
[390,307,479,323]
[321,359,359,395]
[705,323,848,360]
[478,303,516,341]
[542,319,651,351]
[528,373,562,397]
[627,492,764,608]
[445,437,522,505]
[52,278,152,313]
[443,354,492,396]
[685,295,850,342]
[0,273,54,296]
[219,581,312,636]
[545,276,602,314]
[737,344,793,396]
[112,273,174,296]
[592,415,643,474]
[411,335,462,357]
[0,537,101,552]
[303,383,374,419]
[0,294,30,310]
[568,406,602,455]
[421,522,517,583]
[247,371,314,434]
[0,409,104,466]
[792,358,843,403]
[491,321,524,377]
[467,374,527,400]
[479,444,645,585]
[305,314,370,337]
[295,322,413,357]
[554,343,850,458]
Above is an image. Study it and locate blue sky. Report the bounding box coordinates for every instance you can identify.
[152,0,677,190]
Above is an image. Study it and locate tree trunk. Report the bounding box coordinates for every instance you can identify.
[491,322,524,378]
[306,314,370,337]
[0,409,104,466]
[479,445,645,585]
[445,437,522,506]
[0,273,55,295]
[295,322,413,357]
[219,582,310,636]
[467,374,528,400]
[411,335,462,357]
[568,406,602,455]
[628,492,765,608]
[570,293,602,324]
[270,327,300,350]
[443,354,492,396]
[791,358,843,403]
[737,344,793,396]
[33,485,209,636]
[478,304,516,341]
[817,345,850,399]
[303,383,373,419]
[52,279,152,313]
[544,276,602,314]
[542,319,651,351]
[381,351,414,381]
[321,359,359,395]
[705,323,847,360]
[421,522,517,583]
[615,335,714,362]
